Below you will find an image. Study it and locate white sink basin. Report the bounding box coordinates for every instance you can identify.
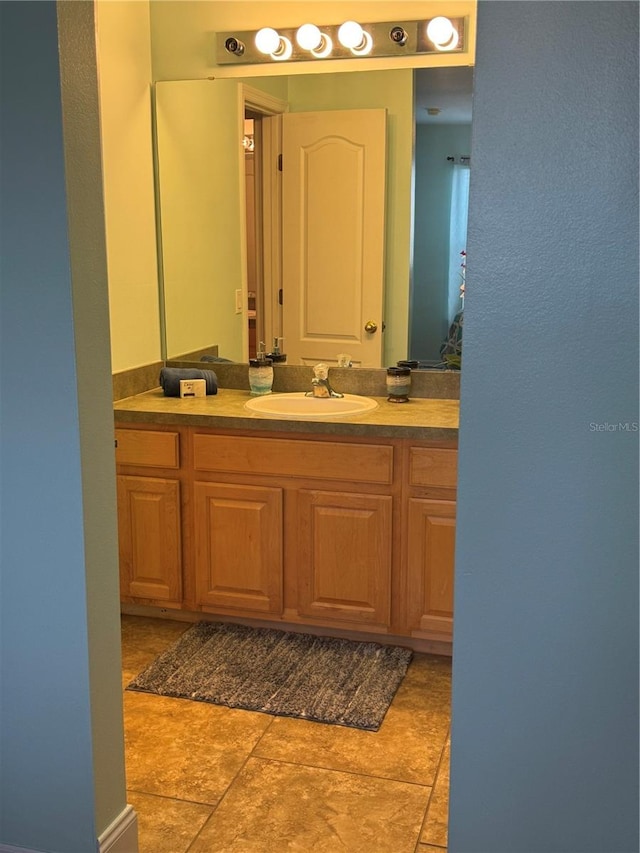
[244,392,378,420]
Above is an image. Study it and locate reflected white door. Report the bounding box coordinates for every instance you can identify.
[282,109,387,367]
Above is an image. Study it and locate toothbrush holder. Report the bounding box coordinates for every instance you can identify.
[248,358,274,395]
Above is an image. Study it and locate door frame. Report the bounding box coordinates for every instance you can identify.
[240,86,287,358]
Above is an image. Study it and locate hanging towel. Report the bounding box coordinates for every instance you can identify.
[159,367,218,397]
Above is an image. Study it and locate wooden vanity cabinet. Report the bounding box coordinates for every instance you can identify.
[404,447,458,641]
[115,423,457,649]
[115,428,183,605]
[191,431,396,632]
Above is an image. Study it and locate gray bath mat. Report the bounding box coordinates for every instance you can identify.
[127,621,412,731]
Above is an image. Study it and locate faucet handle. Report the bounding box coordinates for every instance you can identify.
[313,363,329,380]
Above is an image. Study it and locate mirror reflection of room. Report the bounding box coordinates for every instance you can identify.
[156,66,473,370]
[409,66,473,369]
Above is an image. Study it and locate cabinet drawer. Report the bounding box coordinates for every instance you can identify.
[409,448,457,489]
[193,434,393,485]
[115,429,179,469]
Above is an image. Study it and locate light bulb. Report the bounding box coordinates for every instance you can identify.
[435,29,459,51]
[271,35,293,61]
[338,20,372,56]
[311,34,333,58]
[338,20,365,49]
[296,23,322,51]
[255,27,281,55]
[351,31,373,55]
[426,16,459,50]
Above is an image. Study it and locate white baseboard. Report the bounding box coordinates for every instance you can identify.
[0,805,137,853]
[98,804,138,853]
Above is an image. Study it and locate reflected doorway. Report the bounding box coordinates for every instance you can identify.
[244,112,262,359]
[241,89,285,363]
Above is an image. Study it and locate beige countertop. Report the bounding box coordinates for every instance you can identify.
[114,388,459,441]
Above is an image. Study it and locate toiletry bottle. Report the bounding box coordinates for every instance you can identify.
[386,366,411,403]
[249,343,274,395]
[267,337,287,364]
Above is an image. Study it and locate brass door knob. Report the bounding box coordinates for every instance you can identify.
[364,320,378,334]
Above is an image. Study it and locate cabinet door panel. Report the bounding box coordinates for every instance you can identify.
[297,490,392,627]
[194,482,283,614]
[406,499,455,637]
[117,475,182,602]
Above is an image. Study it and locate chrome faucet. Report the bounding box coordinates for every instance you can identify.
[306,363,343,398]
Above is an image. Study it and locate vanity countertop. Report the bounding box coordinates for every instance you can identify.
[114,388,459,441]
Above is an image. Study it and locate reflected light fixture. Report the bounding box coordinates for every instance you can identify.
[296,23,333,58]
[425,16,460,51]
[255,27,293,60]
[337,20,373,55]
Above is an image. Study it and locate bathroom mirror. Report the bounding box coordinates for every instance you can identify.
[155,66,472,368]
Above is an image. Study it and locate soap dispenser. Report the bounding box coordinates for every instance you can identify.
[267,337,287,364]
[248,342,274,395]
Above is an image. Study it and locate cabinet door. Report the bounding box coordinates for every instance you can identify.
[297,490,392,627]
[194,482,283,615]
[117,475,182,602]
[406,498,456,638]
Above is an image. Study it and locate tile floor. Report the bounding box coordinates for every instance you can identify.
[121,615,451,853]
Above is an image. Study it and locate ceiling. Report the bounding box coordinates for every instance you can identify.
[415,66,474,125]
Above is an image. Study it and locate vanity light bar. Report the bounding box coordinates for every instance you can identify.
[216,18,466,65]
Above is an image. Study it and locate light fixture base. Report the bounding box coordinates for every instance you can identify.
[217,18,466,65]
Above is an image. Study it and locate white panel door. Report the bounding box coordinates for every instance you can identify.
[282,109,387,367]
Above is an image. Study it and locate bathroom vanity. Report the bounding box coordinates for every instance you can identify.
[114,387,458,654]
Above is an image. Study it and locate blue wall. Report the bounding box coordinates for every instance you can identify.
[0,2,96,848]
[0,3,126,850]
[449,3,639,851]
[411,123,472,362]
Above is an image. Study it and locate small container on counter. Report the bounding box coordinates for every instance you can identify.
[397,360,419,370]
[267,337,287,364]
[386,366,411,403]
[248,357,274,395]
